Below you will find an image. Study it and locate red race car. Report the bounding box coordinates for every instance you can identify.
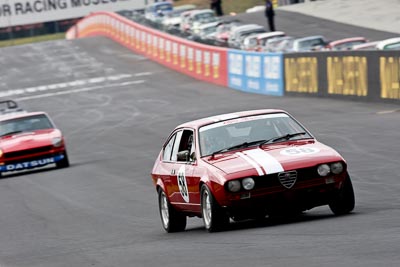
[151,109,355,232]
[0,100,69,177]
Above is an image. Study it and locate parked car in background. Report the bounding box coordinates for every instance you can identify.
[191,21,221,44]
[376,37,400,50]
[265,36,295,52]
[161,4,196,31]
[187,9,219,36]
[213,20,242,47]
[241,33,263,51]
[325,37,367,51]
[263,36,295,52]
[286,35,327,52]
[228,24,266,49]
[144,1,173,23]
[254,31,286,51]
[151,109,355,233]
[352,41,380,50]
[179,10,196,34]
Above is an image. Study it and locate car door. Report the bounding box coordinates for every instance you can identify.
[156,130,181,204]
[170,129,201,212]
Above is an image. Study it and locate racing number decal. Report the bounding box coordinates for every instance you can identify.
[280,147,320,156]
[177,165,189,203]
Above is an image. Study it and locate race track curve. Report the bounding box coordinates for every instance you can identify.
[0,37,399,267]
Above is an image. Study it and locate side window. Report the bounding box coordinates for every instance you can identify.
[164,130,194,162]
[163,133,177,161]
[176,130,194,162]
[171,131,183,162]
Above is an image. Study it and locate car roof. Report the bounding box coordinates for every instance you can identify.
[295,35,325,42]
[176,109,286,130]
[232,24,264,33]
[352,41,380,50]
[0,111,48,122]
[190,9,214,16]
[376,37,400,49]
[174,4,196,11]
[329,37,367,46]
[150,2,173,7]
[255,31,285,40]
[198,21,221,29]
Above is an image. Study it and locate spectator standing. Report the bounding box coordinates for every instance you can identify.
[210,0,224,16]
[265,0,275,31]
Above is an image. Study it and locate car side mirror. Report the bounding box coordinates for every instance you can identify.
[190,152,196,162]
[177,150,189,162]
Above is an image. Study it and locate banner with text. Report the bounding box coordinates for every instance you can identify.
[228,50,283,96]
[0,0,146,27]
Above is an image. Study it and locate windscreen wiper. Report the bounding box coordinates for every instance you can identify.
[0,130,23,137]
[259,132,308,146]
[211,139,268,157]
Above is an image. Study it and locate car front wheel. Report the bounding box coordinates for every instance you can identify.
[329,174,355,215]
[201,184,229,232]
[158,189,186,233]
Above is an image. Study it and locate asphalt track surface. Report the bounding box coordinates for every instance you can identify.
[0,16,400,267]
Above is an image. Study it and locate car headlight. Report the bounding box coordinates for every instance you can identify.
[331,162,344,174]
[227,180,241,192]
[317,164,330,176]
[0,148,3,158]
[52,137,63,147]
[242,177,255,190]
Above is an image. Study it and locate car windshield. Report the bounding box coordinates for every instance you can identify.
[193,12,214,22]
[0,114,53,137]
[156,3,172,12]
[298,38,324,49]
[334,40,366,50]
[199,113,313,157]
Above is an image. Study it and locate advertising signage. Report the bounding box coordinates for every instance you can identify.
[0,0,146,27]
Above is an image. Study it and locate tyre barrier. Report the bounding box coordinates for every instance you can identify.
[66,12,400,103]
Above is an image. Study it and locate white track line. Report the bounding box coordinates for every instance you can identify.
[16,80,145,101]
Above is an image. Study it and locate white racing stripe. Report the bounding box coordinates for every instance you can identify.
[245,148,284,175]
[236,152,265,176]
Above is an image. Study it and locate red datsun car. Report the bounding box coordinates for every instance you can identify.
[151,109,355,232]
[0,100,69,177]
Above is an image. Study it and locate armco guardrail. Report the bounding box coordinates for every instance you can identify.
[66,12,399,103]
[66,12,228,87]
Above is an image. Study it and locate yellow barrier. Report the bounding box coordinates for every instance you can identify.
[327,56,367,97]
[380,56,400,99]
[285,57,318,93]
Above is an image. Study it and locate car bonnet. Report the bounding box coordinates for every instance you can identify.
[205,141,343,176]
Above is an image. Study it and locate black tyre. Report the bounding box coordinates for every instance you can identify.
[56,151,70,169]
[329,174,355,215]
[201,184,230,232]
[158,189,187,233]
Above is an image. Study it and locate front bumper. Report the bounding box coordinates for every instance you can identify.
[217,173,346,217]
[0,147,66,172]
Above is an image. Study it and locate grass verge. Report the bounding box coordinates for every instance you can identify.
[0,33,65,48]
[173,0,265,14]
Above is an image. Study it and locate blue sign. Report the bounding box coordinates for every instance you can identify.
[228,50,283,96]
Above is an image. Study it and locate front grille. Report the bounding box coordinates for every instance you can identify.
[254,166,320,189]
[278,171,297,189]
[4,146,53,159]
